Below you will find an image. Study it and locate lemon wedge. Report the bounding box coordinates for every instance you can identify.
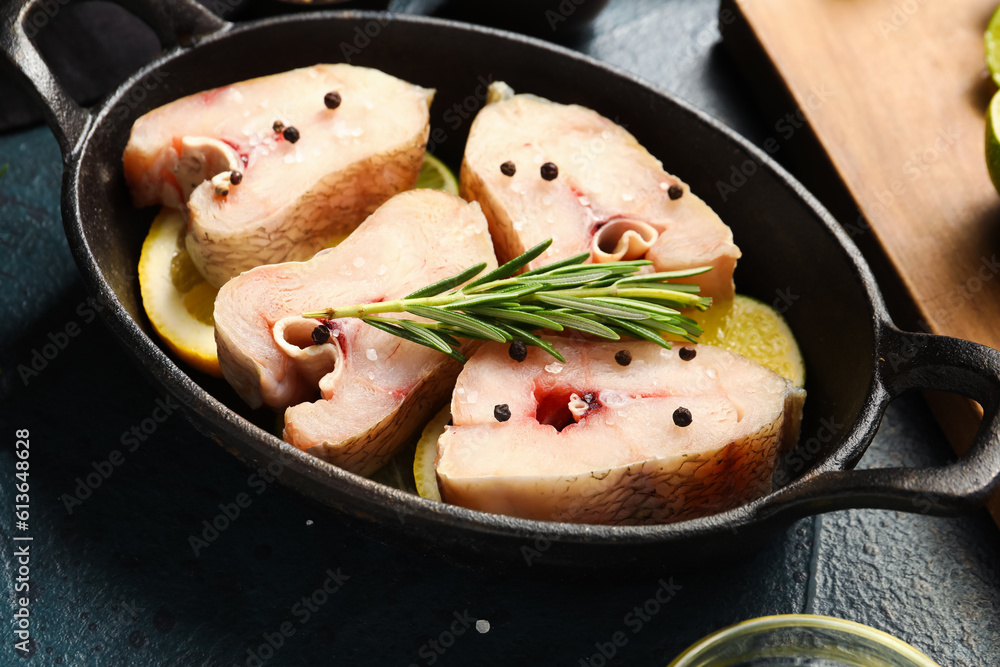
[413,406,450,501]
[694,294,805,387]
[138,208,222,376]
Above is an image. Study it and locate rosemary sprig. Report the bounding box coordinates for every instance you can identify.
[302,239,712,362]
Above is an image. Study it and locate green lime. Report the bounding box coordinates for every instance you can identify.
[987,91,1000,195]
[415,153,459,195]
[987,4,1000,86]
[413,406,450,501]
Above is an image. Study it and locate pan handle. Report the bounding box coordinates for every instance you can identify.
[759,324,1000,521]
[0,0,227,155]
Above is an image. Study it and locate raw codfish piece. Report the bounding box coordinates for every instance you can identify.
[123,64,434,287]
[461,83,741,299]
[214,190,497,475]
[437,337,805,524]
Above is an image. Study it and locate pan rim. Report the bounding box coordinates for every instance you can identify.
[60,10,890,546]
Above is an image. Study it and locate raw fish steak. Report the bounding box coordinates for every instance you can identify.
[124,64,433,287]
[214,190,497,475]
[437,337,805,524]
[461,83,740,299]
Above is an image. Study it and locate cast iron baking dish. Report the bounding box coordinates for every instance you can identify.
[4,0,1000,571]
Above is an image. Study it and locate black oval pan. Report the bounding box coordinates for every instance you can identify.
[4,0,1000,571]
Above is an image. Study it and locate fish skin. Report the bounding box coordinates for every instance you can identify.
[437,337,805,524]
[214,190,498,475]
[460,85,741,299]
[123,64,434,287]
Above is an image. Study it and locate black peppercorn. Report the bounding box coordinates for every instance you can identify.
[283,126,300,143]
[673,407,692,427]
[311,325,331,346]
[540,162,559,181]
[324,91,342,109]
[272,120,285,133]
[229,170,243,185]
[494,404,511,422]
[668,184,684,200]
[500,161,516,177]
[678,347,696,361]
[509,341,527,362]
[614,349,632,366]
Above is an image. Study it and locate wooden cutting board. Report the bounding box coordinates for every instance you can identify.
[720,0,1000,523]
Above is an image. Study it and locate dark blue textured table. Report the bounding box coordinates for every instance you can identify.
[1,1,999,665]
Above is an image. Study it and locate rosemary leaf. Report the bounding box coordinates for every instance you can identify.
[465,307,565,331]
[518,252,590,276]
[405,262,487,299]
[612,267,712,284]
[397,319,458,354]
[535,294,650,320]
[590,297,680,318]
[518,270,614,286]
[605,318,673,350]
[363,317,468,363]
[464,238,553,289]
[543,312,620,339]
[406,305,509,342]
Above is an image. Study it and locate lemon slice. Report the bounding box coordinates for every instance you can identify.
[987,91,1000,195]
[694,294,805,387]
[138,208,222,376]
[413,406,450,501]
[415,153,459,195]
[987,4,1000,86]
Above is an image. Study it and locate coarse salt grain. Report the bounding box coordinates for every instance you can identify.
[366,348,378,361]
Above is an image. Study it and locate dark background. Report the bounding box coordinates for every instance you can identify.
[1,1,998,665]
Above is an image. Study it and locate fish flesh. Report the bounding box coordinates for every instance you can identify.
[461,83,741,299]
[437,337,805,524]
[124,64,434,287]
[214,190,498,475]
